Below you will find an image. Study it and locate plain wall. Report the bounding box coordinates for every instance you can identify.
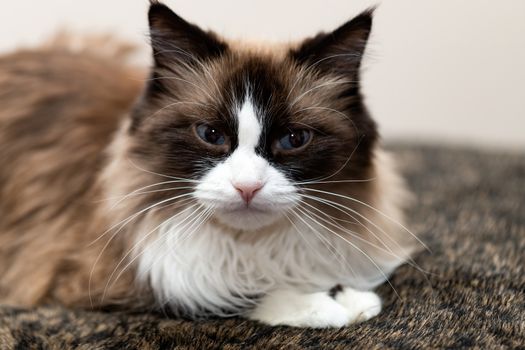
[1,0,524,150]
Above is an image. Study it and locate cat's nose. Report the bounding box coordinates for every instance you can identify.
[233,182,264,204]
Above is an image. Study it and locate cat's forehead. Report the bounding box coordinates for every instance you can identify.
[172,50,349,129]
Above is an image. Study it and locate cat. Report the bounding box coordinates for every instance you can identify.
[0,1,417,328]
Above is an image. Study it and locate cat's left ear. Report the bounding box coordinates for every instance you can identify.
[291,9,374,77]
[148,2,227,68]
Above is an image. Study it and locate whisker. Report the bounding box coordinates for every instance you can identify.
[290,80,356,108]
[127,158,201,183]
[136,206,214,283]
[300,199,401,256]
[141,100,217,122]
[88,192,194,248]
[93,179,196,204]
[152,45,221,95]
[294,178,376,186]
[289,208,358,279]
[293,206,401,300]
[284,211,339,267]
[102,202,203,300]
[299,193,433,283]
[299,193,426,268]
[301,188,430,252]
[88,193,194,306]
[286,53,362,101]
[298,202,427,274]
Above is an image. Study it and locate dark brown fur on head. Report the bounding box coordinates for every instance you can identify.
[130,2,377,189]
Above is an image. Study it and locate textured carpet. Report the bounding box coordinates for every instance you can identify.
[0,145,524,349]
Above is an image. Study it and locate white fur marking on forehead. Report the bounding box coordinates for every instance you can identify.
[237,99,262,150]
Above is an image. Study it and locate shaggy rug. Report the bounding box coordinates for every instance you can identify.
[0,145,524,349]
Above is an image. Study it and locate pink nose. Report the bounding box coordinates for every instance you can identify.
[233,182,263,204]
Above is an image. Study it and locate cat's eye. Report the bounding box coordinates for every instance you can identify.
[195,123,226,146]
[276,129,312,151]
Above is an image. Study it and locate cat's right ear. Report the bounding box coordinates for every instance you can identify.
[148,1,227,69]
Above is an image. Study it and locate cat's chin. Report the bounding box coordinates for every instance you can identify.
[212,207,286,231]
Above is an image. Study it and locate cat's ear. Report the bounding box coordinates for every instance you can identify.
[148,2,227,68]
[291,9,374,76]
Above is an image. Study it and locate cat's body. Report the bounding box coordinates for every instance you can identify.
[0,2,416,327]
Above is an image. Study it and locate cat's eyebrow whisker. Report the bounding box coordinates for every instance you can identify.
[289,79,357,108]
[286,53,363,102]
[152,44,221,95]
[292,205,402,300]
[141,100,218,122]
[103,202,204,300]
[301,188,431,252]
[146,74,215,102]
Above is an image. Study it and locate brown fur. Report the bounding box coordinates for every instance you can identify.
[0,42,147,307]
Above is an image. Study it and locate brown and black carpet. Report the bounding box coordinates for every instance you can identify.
[0,145,524,349]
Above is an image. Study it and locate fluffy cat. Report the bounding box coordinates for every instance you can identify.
[0,2,417,327]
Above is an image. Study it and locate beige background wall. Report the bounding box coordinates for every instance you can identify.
[1,0,524,150]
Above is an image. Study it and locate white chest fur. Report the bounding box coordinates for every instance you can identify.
[136,211,404,316]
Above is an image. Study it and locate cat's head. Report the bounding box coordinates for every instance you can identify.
[124,2,378,231]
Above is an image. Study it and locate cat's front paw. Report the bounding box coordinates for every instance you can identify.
[333,287,382,323]
[248,288,382,328]
[248,290,350,328]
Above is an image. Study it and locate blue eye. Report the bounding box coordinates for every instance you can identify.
[277,129,312,150]
[196,124,226,145]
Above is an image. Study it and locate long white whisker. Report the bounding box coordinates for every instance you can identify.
[284,211,337,267]
[93,179,196,204]
[127,158,201,183]
[107,185,196,209]
[302,188,430,252]
[88,193,194,306]
[298,202,427,274]
[289,208,357,279]
[89,192,194,248]
[294,178,376,186]
[103,203,203,299]
[137,206,214,281]
[299,193,430,279]
[293,206,401,299]
[300,193,424,265]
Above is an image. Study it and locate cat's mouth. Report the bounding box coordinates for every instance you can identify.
[219,204,273,214]
[211,203,286,230]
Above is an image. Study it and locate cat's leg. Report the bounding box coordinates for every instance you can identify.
[248,287,381,328]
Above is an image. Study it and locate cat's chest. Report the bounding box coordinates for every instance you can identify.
[137,219,346,291]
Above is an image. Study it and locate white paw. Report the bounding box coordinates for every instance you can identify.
[248,290,350,328]
[334,288,382,323]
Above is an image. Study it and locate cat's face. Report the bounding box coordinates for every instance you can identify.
[126,3,377,231]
